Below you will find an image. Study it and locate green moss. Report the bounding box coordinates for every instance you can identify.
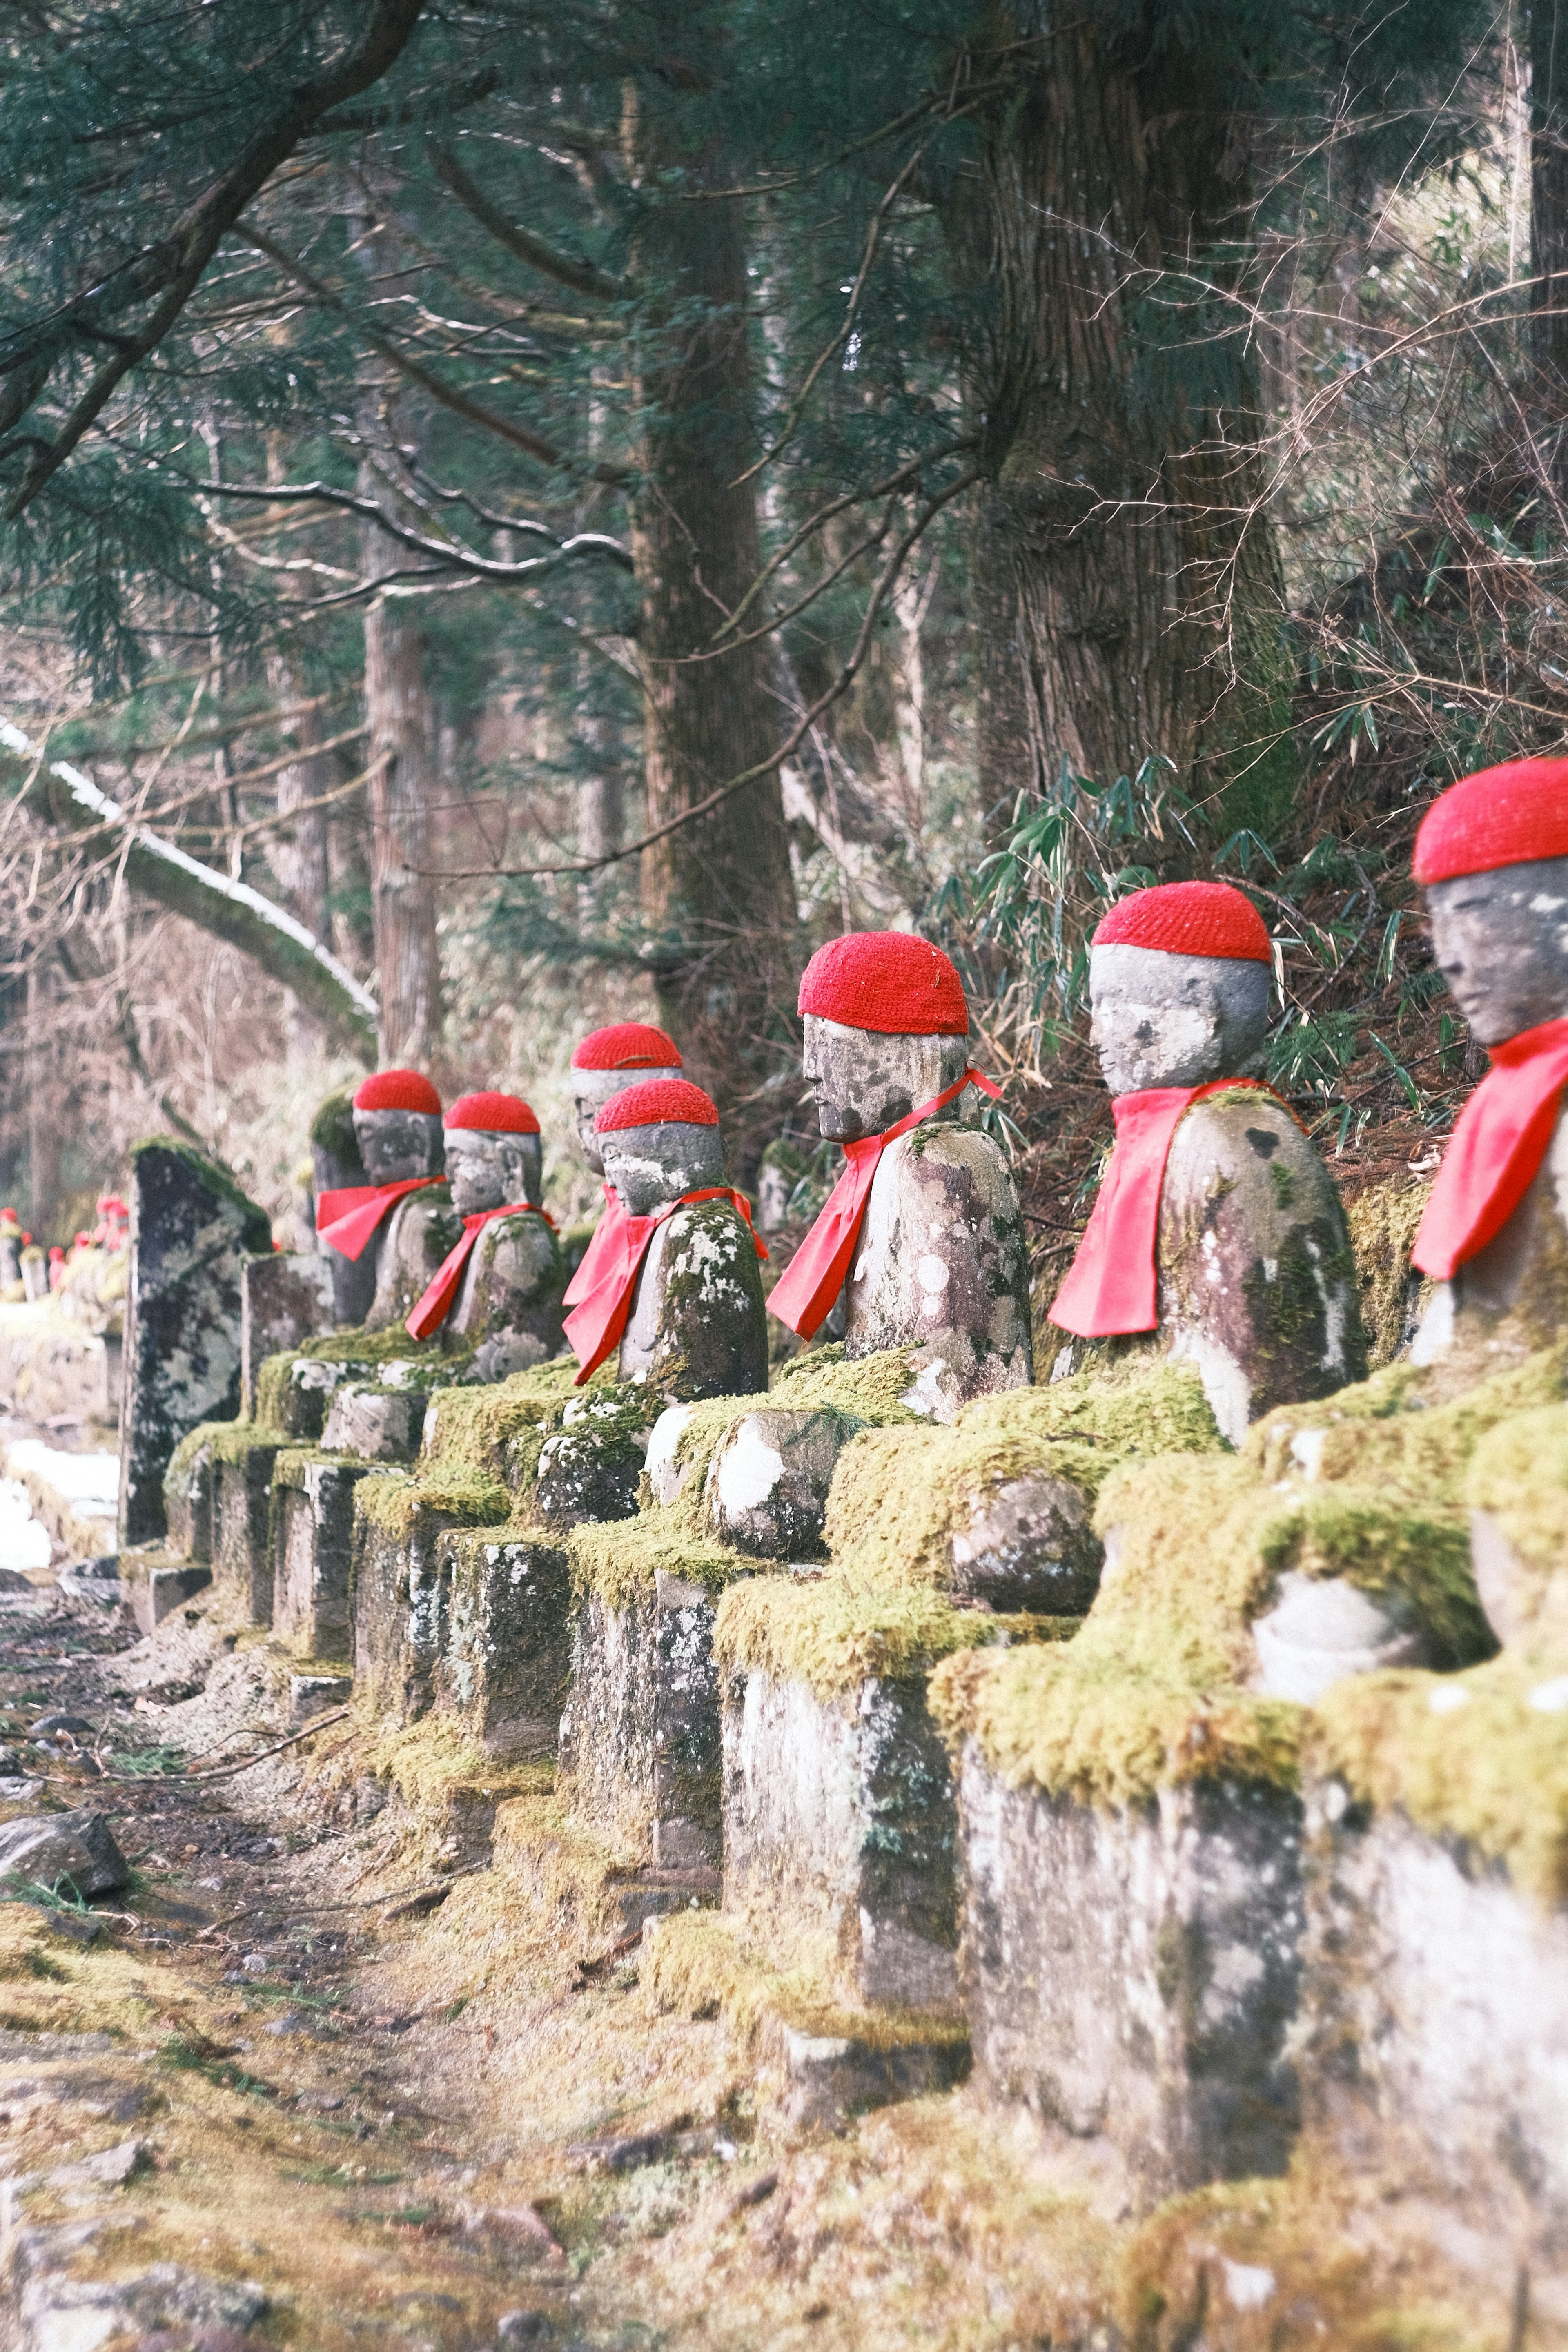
[1312,1651,1568,1903]
[715,1574,1056,1701]
[296,1325,473,1372]
[1345,1175,1432,1372]
[419,1360,581,1488]
[308,1086,359,1163]
[567,1515,753,1610]
[643,1907,972,2058]
[1252,1488,1492,1669]
[129,1136,272,1251]
[168,1418,288,1481]
[1467,1404,1568,1575]
[354,1464,510,1543]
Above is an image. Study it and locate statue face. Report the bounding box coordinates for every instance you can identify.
[443,1127,541,1218]
[352,1106,445,1183]
[1089,943,1270,1096]
[1425,857,1568,1045]
[572,1067,676,1176]
[802,1015,969,1143]
[599,1119,725,1216]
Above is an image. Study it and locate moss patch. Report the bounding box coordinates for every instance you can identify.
[129,1134,272,1249]
[167,1419,288,1482]
[1467,1403,1568,1577]
[420,1359,581,1489]
[715,1574,1062,1702]
[567,1515,753,1610]
[1252,1488,1491,1668]
[1345,1173,1431,1371]
[354,1464,510,1543]
[308,1084,359,1162]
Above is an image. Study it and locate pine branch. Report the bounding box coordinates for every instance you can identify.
[428,142,633,303]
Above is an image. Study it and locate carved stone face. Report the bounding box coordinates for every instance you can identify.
[352,1106,445,1184]
[571,1068,677,1176]
[599,1119,725,1216]
[1425,857,1568,1045]
[802,1015,969,1143]
[442,1126,542,1218]
[1089,944,1270,1096]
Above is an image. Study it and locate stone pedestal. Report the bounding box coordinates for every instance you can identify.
[722,1668,960,2009]
[702,1408,851,1560]
[320,1383,426,1462]
[434,1528,572,1758]
[351,1476,509,1722]
[120,1544,213,1635]
[118,1141,271,1545]
[271,1452,375,1662]
[956,1743,1304,2201]
[559,1581,723,1865]
[241,1252,334,1418]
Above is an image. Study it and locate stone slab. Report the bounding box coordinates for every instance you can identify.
[213,1441,285,1625]
[320,1384,425,1461]
[0,1305,119,1426]
[723,1667,961,2010]
[435,1529,572,1759]
[559,1581,723,1864]
[956,1741,1304,2201]
[271,1456,374,1662]
[123,1555,213,1637]
[241,1252,334,1419]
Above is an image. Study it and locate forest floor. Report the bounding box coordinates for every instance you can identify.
[0,1441,1550,2351]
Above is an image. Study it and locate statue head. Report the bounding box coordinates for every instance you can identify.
[350,1069,445,1185]
[570,1022,682,1176]
[1087,882,1272,1097]
[798,931,971,1143]
[596,1077,726,1216]
[1415,761,1568,1046]
[442,1091,543,1217]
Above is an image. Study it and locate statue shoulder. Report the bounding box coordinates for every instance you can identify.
[1164,1087,1349,1244]
[879,1120,1022,1223]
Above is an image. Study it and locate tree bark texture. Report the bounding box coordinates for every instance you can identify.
[361,559,443,1069]
[627,92,797,1163]
[1534,0,1568,389]
[954,11,1296,844]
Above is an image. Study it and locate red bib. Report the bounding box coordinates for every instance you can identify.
[562,1187,767,1385]
[315,1176,441,1264]
[1049,1079,1285,1339]
[404,1202,558,1343]
[766,1068,1001,1341]
[1412,1016,1568,1281]
[562,1184,624,1312]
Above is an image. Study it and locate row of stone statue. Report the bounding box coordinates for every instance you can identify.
[315,753,1568,1441]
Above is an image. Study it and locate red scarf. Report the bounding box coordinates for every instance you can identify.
[563,1187,767,1386]
[315,1176,442,1264]
[1412,1015,1568,1281]
[404,1201,559,1343]
[562,1183,624,1311]
[1049,1079,1285,1339]
[766,1068,1001,1341]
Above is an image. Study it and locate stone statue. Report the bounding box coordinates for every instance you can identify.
[314,1069,458,1334]
[1049,882,1364,1445]
[1404,759,1568,1376]
[405,1090,566,1379]
[768,931,1032,1419]
[563,1076,768,1398]
[568,1021,683,1178]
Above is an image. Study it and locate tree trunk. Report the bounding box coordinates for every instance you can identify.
[360,545,444,1069]
[26,962,59,1241]
[1534,0,1568,390]
[576,648,624,928]
[626,85,797,1167]
[954,13,1296,845]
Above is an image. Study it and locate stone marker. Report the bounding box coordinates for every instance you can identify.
[241,1250,334,1418]
[1049,882,1365,1444]
[309,1085,377,1327]
[117,1140,271,1546]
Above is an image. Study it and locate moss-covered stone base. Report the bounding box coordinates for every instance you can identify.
[350,1468,511,1725]
[271,1447,376,1662]
[435,1526,572,1760]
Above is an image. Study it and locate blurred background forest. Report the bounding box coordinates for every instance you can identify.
[0,0,1560,1302]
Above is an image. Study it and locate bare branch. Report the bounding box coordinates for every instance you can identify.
[428,141,632,303]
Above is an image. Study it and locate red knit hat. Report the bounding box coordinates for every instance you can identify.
[798,932,969,1036]
[353,1069,442,1116]
[596,1077,719,1133]
[1413,758,1568,885]
[445,1090,540,1136]
[1092,881,1271,963]
[571,1022,682,1073]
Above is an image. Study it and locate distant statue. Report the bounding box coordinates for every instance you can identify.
[768,931,1032,1419]
[404,1090,566,1378]
[1049,882,1364,1443]
[1406,759,1568,1373]
[314,1069,457,1334]
[561,1022,682,1328]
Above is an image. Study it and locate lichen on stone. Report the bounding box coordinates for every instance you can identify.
[419,1359,581,1489]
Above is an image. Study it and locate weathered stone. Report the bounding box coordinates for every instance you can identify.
[20,1247,47,1303]
[702,1408,853,1561]
[948,1472,1102,1615]
[535,1393,653,1529]
[618,1194,769,1400]
[0,1312,120,1426]
[365,1184,463,1333]
[0,1808,129,1898]
[771,2017,971,2133]
[1250,1567,1429,1702]
[271,1454,375,1662]
[121,1546,213,1634]
[212,1436,285,1624]
[560,1579,723,1864]
[956,1742,1304,2201]
[321,1383,425,1461]
[274,1351,355,1440]
[435,1529,572,1757]
[1088,942,1270,1095]
[1156,1092,1365,1445]
[310,1085,376,1327]
[351,1477,508,1723]
[240,1251,333,1418]
[449,1210,566,1378]
[291,1670,351,1723]
[164,1433,214,1563]
[843,1126,1033,1420]
[723,1667,962,2009]
[117,1141,271,1546]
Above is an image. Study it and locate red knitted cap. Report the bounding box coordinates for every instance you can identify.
[596,1077,719,1133]
[1092,881,1271,963]
[445,1090,540,1136]
[798,932,969,1036]
[353,1069,442,1116]
[1413,759,1568,885]
[571,1022,682,1073]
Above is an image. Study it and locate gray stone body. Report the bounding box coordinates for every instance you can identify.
[535,1394,653,1528]
[559,1578,723,1865]
[0,1230,19,1288]
[948,1472,1102,1615]
[1305,1781,1568,2267]
[365,1185,462,1333]
[803,1013,1032,1420]
[449,1212,565,1379]
[590,1114,768,1399]
[117,1143,272,1547]
[574,1063,679,1175]
[272,1454,373,1662]
[435,1528,572,1759]
[702,1408,854,1560]
[321,1384,426,1462]
[722,1668,961,2009]
[240,1252,334,1419]
[1250,1567,1430,1701]
[957,1742,1304,2202]
[311,1115,376,1328]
